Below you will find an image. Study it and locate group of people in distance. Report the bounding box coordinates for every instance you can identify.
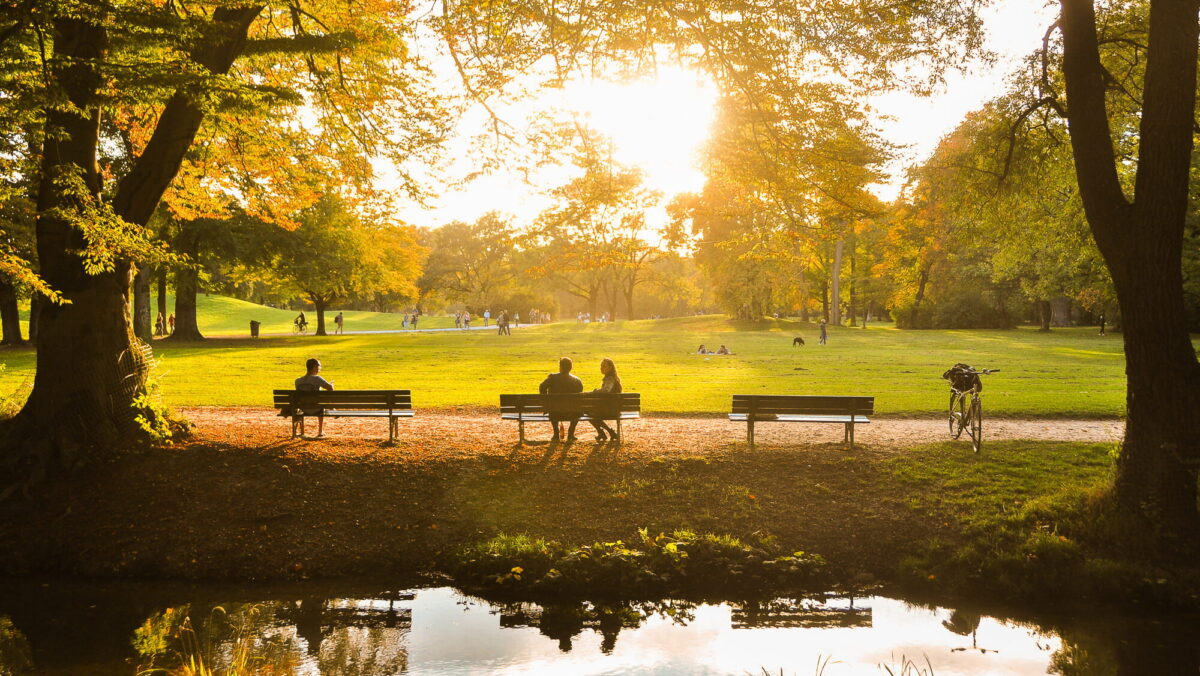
[290,355,623,442]
[292,311,345,334]
[401,312,419,330]
[154,311,175,336]
[697,344,733,355]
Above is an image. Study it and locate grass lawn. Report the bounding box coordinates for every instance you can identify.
[0,296,1172,415]
[14,293,455,337]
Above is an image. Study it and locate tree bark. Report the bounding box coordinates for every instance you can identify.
[2,17,152,478]
[312,294,328,336]
[831,239,844,325]
[132,266,152,341]
[1038,300,1052,331]
[155,269,167,326]
[0,278,23,345]
[848,241,857,327]
[168,228,203,341]
[1059,0,1200,533]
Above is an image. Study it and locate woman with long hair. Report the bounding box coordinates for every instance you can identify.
[590,357,623,441]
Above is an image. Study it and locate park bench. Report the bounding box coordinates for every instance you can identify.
[729,395,873,449]
[500,393,641,444]
[273,389,414,443]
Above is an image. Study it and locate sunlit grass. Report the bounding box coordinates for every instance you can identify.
[0,295,1188,415]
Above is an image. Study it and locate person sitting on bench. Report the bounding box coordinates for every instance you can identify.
[293,358,334,436]
[539,356,583,441]
[589,357,623,441]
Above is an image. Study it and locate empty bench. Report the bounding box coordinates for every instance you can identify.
[729,395,873,449]
[500,393,641,443]
[273,389,414,443]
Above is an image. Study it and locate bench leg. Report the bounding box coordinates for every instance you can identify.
[617,418,622,443]
[747,421,755,449]
[388,417,396,444]
[518,420,526,445]
[848,423,855,450]
[844,423,849,442]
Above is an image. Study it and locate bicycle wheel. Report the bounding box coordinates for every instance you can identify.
[968,396,982,453]
[949,391,968,439]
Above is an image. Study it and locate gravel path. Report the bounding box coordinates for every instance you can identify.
[180,407,1123,452]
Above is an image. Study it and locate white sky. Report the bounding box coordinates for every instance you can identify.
[389,0,1058,228]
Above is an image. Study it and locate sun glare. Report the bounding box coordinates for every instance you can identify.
[554,67,718,198]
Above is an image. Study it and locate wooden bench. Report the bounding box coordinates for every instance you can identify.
[500,393,640,443]
[273,389,414,442]
[729,395,873,449]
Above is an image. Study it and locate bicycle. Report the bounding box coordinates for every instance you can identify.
[943,364,998,452]
[292,321,308,335]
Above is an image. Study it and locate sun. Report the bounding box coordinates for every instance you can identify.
[555,67,718,197]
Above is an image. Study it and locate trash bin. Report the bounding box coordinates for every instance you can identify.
[250,320,260,338]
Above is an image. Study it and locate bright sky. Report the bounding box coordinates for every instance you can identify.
[391,0,1058,227]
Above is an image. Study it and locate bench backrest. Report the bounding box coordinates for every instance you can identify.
[500,393,640,416]
[273,389,412,411]
[732,395,873,416]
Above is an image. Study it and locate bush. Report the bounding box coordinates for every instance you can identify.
[449,529,830,599]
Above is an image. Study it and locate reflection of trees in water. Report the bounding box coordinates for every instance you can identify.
[941,609,994,654]
[0,615,34,674]
[133,596,411,675]
[498,599,697,654]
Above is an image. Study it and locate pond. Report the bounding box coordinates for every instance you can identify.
[0,579,1196,674]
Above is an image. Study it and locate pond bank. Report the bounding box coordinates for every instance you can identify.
[0,410,1189,611]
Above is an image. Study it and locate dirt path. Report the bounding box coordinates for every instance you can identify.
[181,407,1124,453]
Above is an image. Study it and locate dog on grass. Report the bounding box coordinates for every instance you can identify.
[792,336,805,347]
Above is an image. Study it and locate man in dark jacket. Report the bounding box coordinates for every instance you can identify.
[540,357,584,440]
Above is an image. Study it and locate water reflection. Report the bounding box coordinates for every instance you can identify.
[0,582,1197,675]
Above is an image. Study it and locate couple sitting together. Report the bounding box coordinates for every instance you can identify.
[539,356,623,441]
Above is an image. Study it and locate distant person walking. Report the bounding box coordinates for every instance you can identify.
[1098,312,1106,336]
[167,313,175,335]
[334,312,344,335]
[484,309,491,327]
[589,358,622,441]
[155,311,166,336]
[463,312,472,330]
[540,357,583,441]
[411,312,419,330]
[818,319,828,345]
[498,311,511,335]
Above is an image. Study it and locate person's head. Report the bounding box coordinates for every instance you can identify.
[698,344,705,351]
[600,357,616,376]
[558,357,573,373]
[305,358,321,374]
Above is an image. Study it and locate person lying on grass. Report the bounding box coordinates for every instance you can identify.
[540,356,583,441]
[716,345,733,355]
[288,358,334,437]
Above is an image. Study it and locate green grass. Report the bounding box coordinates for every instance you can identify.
[0,295,1190,414]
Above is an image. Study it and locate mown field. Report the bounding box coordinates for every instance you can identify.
[0,297,1162,416]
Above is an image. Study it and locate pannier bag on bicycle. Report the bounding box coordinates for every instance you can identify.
[942,363,982,393]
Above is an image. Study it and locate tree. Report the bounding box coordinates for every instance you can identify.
[0,0,444,483]
[1024,0,1200,532]
[418,213,520,311]
[263,195,423,336]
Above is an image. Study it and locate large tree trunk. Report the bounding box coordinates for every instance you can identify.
[2,17,151,478]
[312,295,328,336]
[0,278,23,345]
[155,268,167,329]
[2,7,262,483]
[168,228,203,341]
[830,239,843,325]
[132,266,152,341]
[1059,0,1200,534]
[1037,300,1052,332]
